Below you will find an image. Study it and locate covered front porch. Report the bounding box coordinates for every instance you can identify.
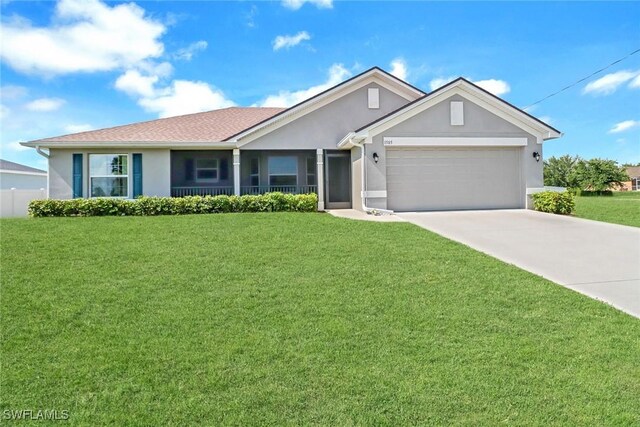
[170,149,320,198]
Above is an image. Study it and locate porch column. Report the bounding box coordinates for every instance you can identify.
[316,148,325,211]
[233,149,241,196]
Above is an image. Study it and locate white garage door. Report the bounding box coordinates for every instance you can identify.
[386,147,523,211]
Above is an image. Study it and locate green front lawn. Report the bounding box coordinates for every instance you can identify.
[2,214,639,425]
[574,191,640,227]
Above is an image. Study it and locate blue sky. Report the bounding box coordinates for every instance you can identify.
[1,0,639,169]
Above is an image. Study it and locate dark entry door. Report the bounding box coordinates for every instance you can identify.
[325,151,351,209]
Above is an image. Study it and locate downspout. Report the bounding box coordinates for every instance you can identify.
[35,145,50,159]
[350,137,393,215]
[34,145,50,199]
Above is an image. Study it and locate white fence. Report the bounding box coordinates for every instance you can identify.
[0,188,46,218]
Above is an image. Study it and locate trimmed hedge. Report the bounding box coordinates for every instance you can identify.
[28,193,318,217]
[575,189,614,197]
[531,191,575,215]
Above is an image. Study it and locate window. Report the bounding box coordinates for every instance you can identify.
[633,178,639,191]
[268,156,297,186]
[195,158,219,182]
[250,158,260,186]
[90,154,128,197]
[306,156,316,186]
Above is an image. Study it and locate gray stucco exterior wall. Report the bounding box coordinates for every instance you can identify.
[48,148,171,199]
[362,94,542,210]
[242,83,410,150]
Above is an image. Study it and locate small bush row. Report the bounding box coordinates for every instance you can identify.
[572,189,613,197]
[531,191,575,215]
[29,193,318,217]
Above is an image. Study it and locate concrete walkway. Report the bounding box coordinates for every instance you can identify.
[399,210,640,318]
[326,209,406,222]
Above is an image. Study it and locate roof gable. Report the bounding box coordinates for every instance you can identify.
[230,67,425,146]
[349,77,561,144]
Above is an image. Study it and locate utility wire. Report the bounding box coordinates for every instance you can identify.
[523,48,640,109]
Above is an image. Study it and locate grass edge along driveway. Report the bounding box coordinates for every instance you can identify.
[574,191,640,227]
[2,213,639,425]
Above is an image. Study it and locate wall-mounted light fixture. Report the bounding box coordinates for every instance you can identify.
[532,151,541,162]
[373,152,379,163]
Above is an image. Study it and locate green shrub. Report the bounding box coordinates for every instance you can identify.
[531,191,575,215]
[575,189,613,197]
[28,192,318,217]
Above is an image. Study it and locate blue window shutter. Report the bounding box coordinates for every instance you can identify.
[72,153,83,198]
[132,153,143,198]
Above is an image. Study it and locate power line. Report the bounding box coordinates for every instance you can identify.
[523,48,640,110]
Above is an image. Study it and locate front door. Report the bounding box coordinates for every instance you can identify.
[325,151,351,209]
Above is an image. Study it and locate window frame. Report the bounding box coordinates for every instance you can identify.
[89,153,129,198]
[194,158,220,183]
[268,155,298,187]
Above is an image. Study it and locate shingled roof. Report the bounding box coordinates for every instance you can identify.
[0,159,46,174]
[28,107,285,144]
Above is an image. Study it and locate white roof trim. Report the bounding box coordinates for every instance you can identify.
[20,141,237,149]
[0,169,47,176]
[382,137,528,147]
[232,69,424,147]
[353,79,561,142]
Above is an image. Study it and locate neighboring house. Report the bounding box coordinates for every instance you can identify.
[0,159,47,217]
[0,159,47,190]
[21,67,561,212]
[620,166,640,191]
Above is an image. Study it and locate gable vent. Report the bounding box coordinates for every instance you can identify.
[368,88,380,109]
[450,101,464,126]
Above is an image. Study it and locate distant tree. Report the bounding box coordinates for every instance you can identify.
[543,155,580,188]
[573,158,629,191]
[622,162,640,167]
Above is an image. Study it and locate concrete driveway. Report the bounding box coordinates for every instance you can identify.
[399,210,640,318]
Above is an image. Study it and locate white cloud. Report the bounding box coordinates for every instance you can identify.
[389,58,407,81]
[428,76,510,96]
[257,63,351,107]
[0,105,9,120]
[174,40,208,61]
[5,141,31,152]
[273,31,311,51]
[245,5,258,28]
[281,0,333,10]
[583,70,640,95]
[609,120,640,133]
[0,0,165,76]
[115,70,159,98]
[0,85,28,100]
[138,80,235,118]
[474,79,510,96]
[114,61,234,118]
[64,124,94,133]
[429,76,456,91]
[537,116,553,124]
[25,98,66,112]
